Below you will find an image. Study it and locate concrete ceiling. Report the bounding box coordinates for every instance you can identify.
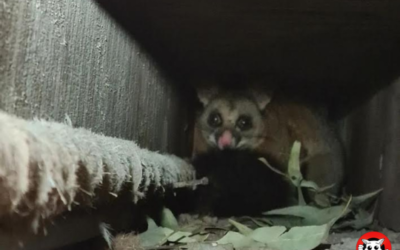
[95,0,400,115]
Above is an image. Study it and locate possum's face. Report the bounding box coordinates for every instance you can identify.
[196,87,272,150]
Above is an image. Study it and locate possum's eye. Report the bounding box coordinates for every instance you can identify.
[367,247,372,250]
[374,247,379,250]
[236,115,252,131]
[208,112,222,127]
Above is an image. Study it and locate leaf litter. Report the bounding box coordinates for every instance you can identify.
[138,141,383,250]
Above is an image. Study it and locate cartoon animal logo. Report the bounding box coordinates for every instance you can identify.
[356,232,392,250]
[359,238,387,250]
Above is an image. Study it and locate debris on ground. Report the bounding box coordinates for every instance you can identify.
[125,142,392,250]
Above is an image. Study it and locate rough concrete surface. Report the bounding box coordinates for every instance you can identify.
[0,0,187,154]
[0,111,195,250]
[0,0,189,249]
[343,78,400,231]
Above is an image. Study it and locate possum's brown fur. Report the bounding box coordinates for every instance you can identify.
[193,87,344,195]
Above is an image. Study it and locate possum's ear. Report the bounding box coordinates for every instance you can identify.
[196,86,219,106]
[378,239,384,245]
[362,239,369,244]
[250,90,273,110]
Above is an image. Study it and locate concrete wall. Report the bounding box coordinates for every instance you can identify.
[343,78,400,231]
[0,0,189,249]
[0,0,188,155]
[95,0,400,113]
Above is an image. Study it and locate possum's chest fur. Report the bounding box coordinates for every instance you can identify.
[189,150,291,216]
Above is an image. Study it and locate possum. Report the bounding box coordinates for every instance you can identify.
[193,85,345,197]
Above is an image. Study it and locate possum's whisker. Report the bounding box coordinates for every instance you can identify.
[195,126,294,157]
[195,125,273,140]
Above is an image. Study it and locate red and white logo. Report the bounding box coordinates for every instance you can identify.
[357,232,392,250]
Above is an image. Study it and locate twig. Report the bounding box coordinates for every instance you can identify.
[172,177,209,189]
[167,236,188,245]
[258,157,286,177]
[204,227,229,232]
[145,245,187,250]
[308,189,347,203]
[241,216,268,227]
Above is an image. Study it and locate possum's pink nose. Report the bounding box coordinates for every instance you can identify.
[218,131,233,149]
